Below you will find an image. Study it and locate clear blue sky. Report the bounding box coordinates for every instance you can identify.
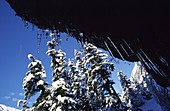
[0,0,134,109]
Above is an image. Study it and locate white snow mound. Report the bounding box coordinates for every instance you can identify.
[0,104,21,111]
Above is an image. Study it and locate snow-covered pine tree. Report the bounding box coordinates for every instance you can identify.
[17,54,48,111]
[19,37,125,111]
[45,38,76,110]
[76,43,124,110]
[31,38,76,111]
[67,43,126,110]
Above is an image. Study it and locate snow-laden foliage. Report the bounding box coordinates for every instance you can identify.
[19,38,125,111]
[19,38,167,111]
[67,43,126,110]
[18,54,48,110]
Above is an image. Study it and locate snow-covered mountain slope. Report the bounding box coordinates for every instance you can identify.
[118,62,162,111]
[130,62,170,111]
[0,104,21,111]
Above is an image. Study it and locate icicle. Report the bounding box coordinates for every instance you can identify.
[136,52,151,70]
[140,49,162,75]
[123,39,134,54]
[159,56,169,67]
[103,41,117,63]
[65,28,69,41]
[138,50,162,76]
[66,27,71,40]
[148,63,159,74]
[120,44,129,57]
[155,63,166,76]
[66,27,69,34]
[140,49,154,65]
[107,37,125,61]
[152,64,163,76]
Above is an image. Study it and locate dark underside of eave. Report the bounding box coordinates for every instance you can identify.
[6,0,170,87]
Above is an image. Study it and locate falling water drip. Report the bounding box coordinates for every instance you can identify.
[45,29,50,38]
[123,39,134,54]
[51,30,56,38]
[103,41,117,63]
[79,33,84,38]
[41,29,45,37]
[107,37,125,61]
[37,29,42,54]
[23,20,29,29]
[55,32,62,49]
[77,40,85,53]
[57,32,60,38]
[120,44,129,57]
[32,24,35,31]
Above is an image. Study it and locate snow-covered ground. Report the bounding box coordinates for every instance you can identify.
[0,104,21,111]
